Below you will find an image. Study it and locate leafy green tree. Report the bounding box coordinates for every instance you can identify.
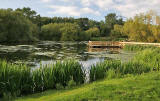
[85,27,100,37]
[76,18,89,31]
[99,21,108,36]
[105,13,117,29]
[122,10,160,42]
[41,23,81,41]
[110,24,125,39]
[60,23,80,41]
[40,23,64,41]
[100,13,124,37]
[0,9,38,43]
[16,7,37,22]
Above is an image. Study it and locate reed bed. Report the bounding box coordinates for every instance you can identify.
[123,44,157,51]
[90,60,122,81]
[89,60,152,82]
[0,60,85,98]
[133,48,160,71]
[90,48,160,82]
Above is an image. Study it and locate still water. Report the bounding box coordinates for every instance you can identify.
[0,41,135,68]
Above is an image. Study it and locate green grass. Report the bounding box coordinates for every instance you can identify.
[123,44,158,51]
[14,72,160,101]
[91,37,127,41]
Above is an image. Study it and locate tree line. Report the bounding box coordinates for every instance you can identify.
[111,10,160,42]
[0,7,160,43]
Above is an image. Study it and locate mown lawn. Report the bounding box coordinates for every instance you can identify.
[14,72,160,101]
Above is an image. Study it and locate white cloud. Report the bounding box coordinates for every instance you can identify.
[81,0,91,6]
[81,7,100,16]
[41,0,51,3]
[59,0,70,2]
[94,0,160,18]
[48,5,100,16]
[42,0,160,18]
[49,5,81,16]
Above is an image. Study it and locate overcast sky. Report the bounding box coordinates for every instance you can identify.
[0,0,160,21]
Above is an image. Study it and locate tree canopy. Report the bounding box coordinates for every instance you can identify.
[0,7,159,43]
[0,9,38,43]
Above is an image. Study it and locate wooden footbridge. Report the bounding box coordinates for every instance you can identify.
[88,41,160,48]
[88,41,124,48]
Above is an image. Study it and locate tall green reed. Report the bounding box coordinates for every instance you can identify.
[89,48,160,82]
[90,60,122,82]
[132,48,160,71]
[123,44,157,51]
[0,60,85,98]
[0,60,32,98]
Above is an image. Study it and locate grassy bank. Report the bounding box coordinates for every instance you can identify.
[14,72,160,101]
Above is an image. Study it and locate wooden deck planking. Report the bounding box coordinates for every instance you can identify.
[88,41,160,48]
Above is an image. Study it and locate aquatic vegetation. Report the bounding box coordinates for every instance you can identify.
[90,48,160,82]
[89,60,152,82]
[132,48,160,71]
[123,44,158,51]
[0,60,85,98]
[0,60,31,98]
[90,60,122,82]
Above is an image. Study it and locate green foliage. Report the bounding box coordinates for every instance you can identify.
[0,9,38,43]
[78,32,91,41]
[40,23,64,40]
[89,59,152,82]
[55,83,64,90]
[0,60,32,97]
[0,60,85,98]
[90,60,122,82]
[123,44,157,51]
[104,13,124,35]
[1,48,160,99]
[76,18,89,30]
[122,11,160,42]
[122,61,151,74]
[40,23,100,41]
[85,27,100,37]
[133,48,160,71]
[60,23,80,41]
[2,8,160,42]
[90,48,160,81]
[67,80,77,88]
[110,24,127,39]
[105,69,119,79]
[40,23,81,41]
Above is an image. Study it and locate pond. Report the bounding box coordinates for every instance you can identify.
[0,41,135,68]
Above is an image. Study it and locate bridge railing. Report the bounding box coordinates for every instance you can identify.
[88,41,121,47]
